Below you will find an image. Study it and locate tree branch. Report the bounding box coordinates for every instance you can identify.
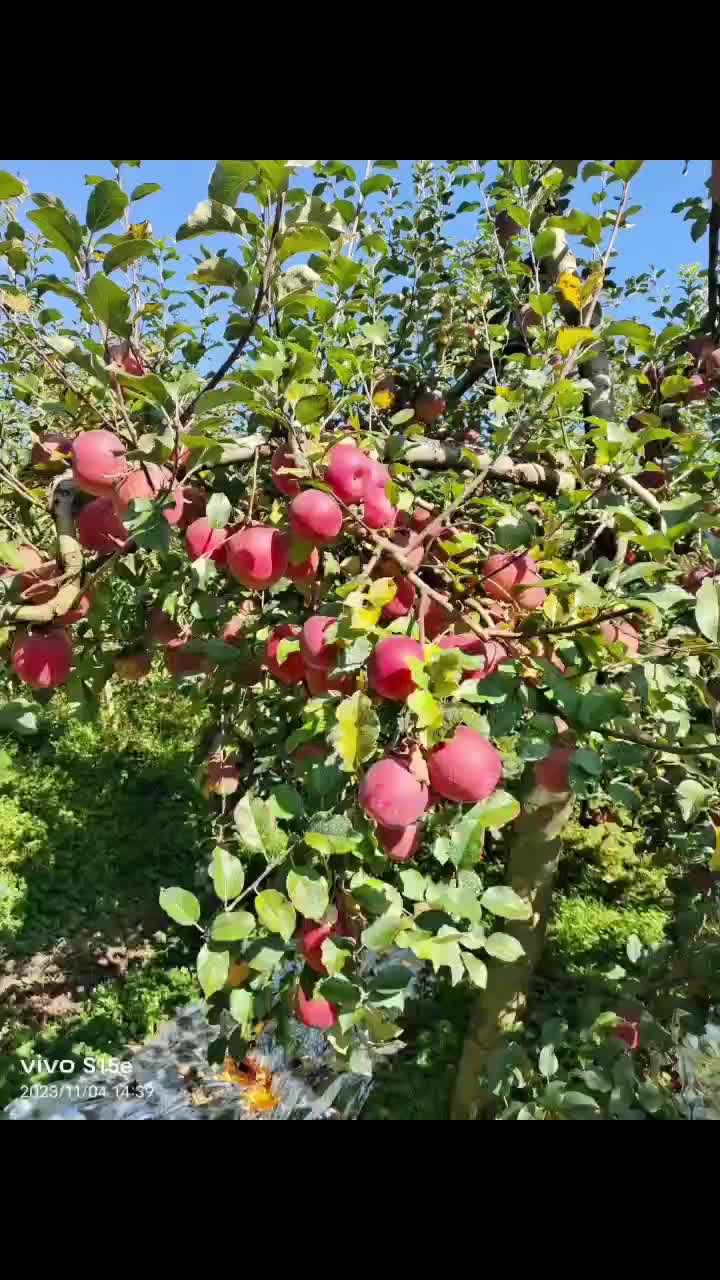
[180,197,285,425]
[0,476,84,625]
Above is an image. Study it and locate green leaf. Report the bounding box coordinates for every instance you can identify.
[234,792,287,859]
[408,688,443,729]
[0,171,25,200]
[197,945,230,999]
[0,700,39,737]
[362,913,406,952]
[660,374,690,400]
[605,320,653,348]
[445,806,488,869]
[614,160,644,182]
[209,847,245,902]
[462,953,488,989]
[286,870,329,922]
[317,975,362,1008]
[481,885,532,921]
[676,778,707,824]
[330,692,380,772]
[529,292,554,317]
[188,255,243,288]
[399,870,428,902]
[130,182,161,202]
[579,687,624,730]
[255,890,296,942]
[159,887,201,927]
[86,180,129,232]
[115,370,172,406]
[361,173,395,197]
[484,933,524,963]
[104,238,154,274]
[176,200,247,242]
[295,394,329,425]
[277,226,332,264]
[539,1044,558,1079]
[212,911,255,942]
[86,273,131,338]
[561,1091,599,1112]
[268,785,304,822]
[321,937,352,976]
[533,228,564,259]
[471,790,521,831]
[229,989,254,1031]
[27,206,84,270]
[206,492,232,529]
[695,576,719,642]
[208,161,258,204]
[626,933,643,964]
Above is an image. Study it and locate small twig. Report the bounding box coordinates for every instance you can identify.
[1,304,115,433]
[606,727,720,759]
[538,606,640,639]
[246,448,260,525]
[0,506,43,552]
[229,860,279,911]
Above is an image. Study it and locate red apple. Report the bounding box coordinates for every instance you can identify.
[289,490,343,546]
[185,517,228,564]
[415,392,447,424]
[265,624,306,685]
[369,635,425,701]
[295,986,338,1030]
[534,746,574,793]
[359,757,429,829]
[271,445,301,499]
[77,497,128,555]
[382,577,417,621]
[438,633,507,681]
[11,628,73,689]
[301,616,338,672]
[599,619,640,655]
[72,430,128,498]
[326,444,375,504]
[377,824,420,862]
[428,727,502,804]
[226,526,289,590]
[481,553,546,612]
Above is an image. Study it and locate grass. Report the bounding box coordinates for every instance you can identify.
[1,678,685,1119]
[0,676,210,1107]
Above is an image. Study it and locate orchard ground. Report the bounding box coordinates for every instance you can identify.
[0,674,692,1116]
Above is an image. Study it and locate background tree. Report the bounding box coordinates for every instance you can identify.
[1,158,719,1120]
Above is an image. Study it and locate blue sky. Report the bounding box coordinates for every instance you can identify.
[0,159,712,326]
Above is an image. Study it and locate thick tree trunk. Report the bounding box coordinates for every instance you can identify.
[452,784,573,1121]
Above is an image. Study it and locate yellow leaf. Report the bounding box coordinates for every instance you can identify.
[542,593,561,623]
[581,266,604,304]
[555,272,583,311]
[0,289,32,314]
[331,691,380,772]
[351,606,380,630]
[556,327,596,356]
[373,389,395,411]
[368,577,398,608]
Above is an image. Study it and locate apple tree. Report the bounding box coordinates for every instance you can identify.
[1,158,720,1120]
